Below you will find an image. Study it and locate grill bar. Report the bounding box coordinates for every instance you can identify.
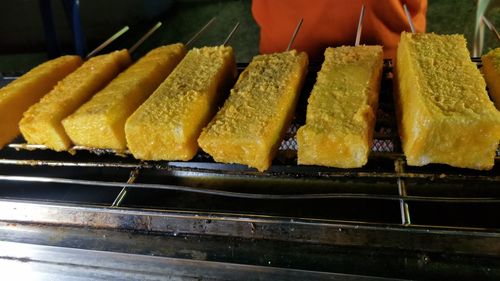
[1,155,498,182]
[395,159,411,225]
[0,174,499,203]
[0,157,142,168]
[8,143,131,155]
[1,200,500,254]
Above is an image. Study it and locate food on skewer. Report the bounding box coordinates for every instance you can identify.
[297,45,383,168]
[20,50,131,151]
[482,47,500,110]
[62,43,186,150]
[0,56,82,148]
[125,46,236,160]
[198,50,308,171]
[395,32,500,170]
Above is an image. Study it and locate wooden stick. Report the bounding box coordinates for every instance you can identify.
[287,18,303,51]
[223,22,240,46]
[86,26,129,59]
[186,17,217,47]
[129,22,162,54]
[355,4,366,46]
[403,4,416,33]
[482,16,500,42]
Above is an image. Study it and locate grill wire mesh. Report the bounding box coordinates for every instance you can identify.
[0,59,499,231]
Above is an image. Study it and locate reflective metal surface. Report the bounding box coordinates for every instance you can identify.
[1,200,500,255]
[1,200,499,280]
[2,241,404,281]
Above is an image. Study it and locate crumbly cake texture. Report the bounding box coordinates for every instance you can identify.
[482,47,500,110]
[62,44,186,150]
[198,50,308,172]
[0,55,82,148]
[297,45,384,168]
[395,32,500,170]
[125,46,236,161]
[20,50,131,151]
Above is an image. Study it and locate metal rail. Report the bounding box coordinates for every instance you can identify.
[1,241,399,281]
[1,201,500,254]
[395,158,411,225]
[0,174,499,203]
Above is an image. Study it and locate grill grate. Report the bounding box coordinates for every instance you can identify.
[0,60,499,232]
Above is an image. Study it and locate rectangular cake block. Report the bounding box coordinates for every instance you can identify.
[198,50,308,171]
[482,47,500,110]
[0,55,82,148]
[125,46,236,160]
[19,49,131,151]
[395,32,500,170]
[62,44,186,150]
[297,45,383,168]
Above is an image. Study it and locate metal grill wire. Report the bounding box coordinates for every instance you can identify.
[0,58,499,231]
[277,124,396,152]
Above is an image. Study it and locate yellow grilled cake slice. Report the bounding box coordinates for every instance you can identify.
[19,50,131,151]
[482,47,500,110]
[395,32,500,170]
[62,44,186,150]
[0,55,82,148]
[198,50,308,171]
[297,45,383,168]
[125,46,236,160]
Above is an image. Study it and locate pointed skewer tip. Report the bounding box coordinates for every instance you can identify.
[403,4,416,34]
[223,21,240,46]
[128,21,163,54]
[86,25,130,59]
[186,17,217,47]
[355,4,366,46]
[287,18,304,51]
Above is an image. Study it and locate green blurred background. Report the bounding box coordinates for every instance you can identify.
[0,0,498,72]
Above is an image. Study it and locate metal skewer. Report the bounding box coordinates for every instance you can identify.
[287,18,304,51]
[86,26,130,59]
[111,166,141,208]
[482,16,500,42]
[186,17,217,47]
[403,4,416,33]
[223,22,240,46]
[128,22,162,54]
[395,0,412,223]
[355,4,366,46]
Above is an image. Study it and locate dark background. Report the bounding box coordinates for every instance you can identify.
[0,0,498,72]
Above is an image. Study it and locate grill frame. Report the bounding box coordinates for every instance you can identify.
[0,59,500,277]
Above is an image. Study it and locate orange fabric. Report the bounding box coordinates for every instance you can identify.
[252,0,427,59]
